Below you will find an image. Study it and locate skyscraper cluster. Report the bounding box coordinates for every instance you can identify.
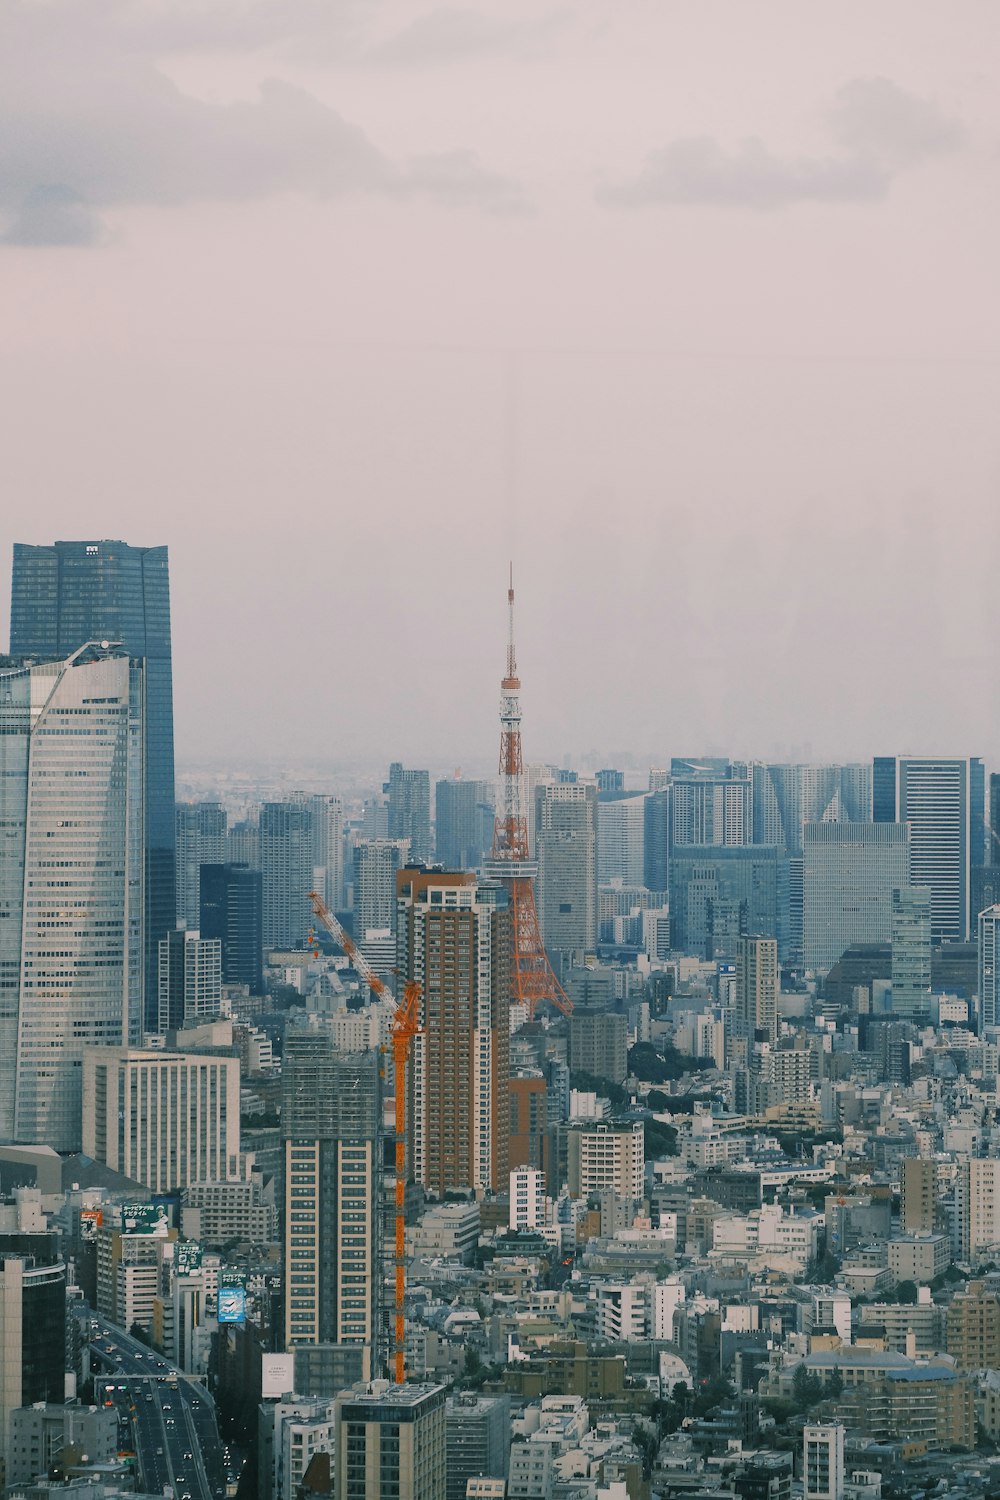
[7,538,1000,1500]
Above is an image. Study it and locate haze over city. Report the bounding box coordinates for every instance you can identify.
[3,0,999,767]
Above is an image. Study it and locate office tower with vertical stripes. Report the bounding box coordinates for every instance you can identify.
[874,756,985,942]
[0,644,144,1150]
[10,540,174,1024]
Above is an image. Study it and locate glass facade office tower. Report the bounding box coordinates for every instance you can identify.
[175,802,227,929]
[200,863,264,994]
[891,886,933,1023]
[873,756,985,942]
[387,762,432,864]
[0,645,144,1150]
[10,540,174,1021]
[802,822,910,974]
[435,778,494,872]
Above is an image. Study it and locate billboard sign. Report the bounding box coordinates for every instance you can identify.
[175,1242,203,1276]
[218,1286,246,1324]
[121,1204,170,1235]
[80,1208,104,1240]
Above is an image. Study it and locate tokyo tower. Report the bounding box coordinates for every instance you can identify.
[484,568,571,1017]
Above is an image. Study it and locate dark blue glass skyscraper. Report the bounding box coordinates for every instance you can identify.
[10,540,175,1024]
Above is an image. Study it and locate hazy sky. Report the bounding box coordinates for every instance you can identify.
[2,1,999,772]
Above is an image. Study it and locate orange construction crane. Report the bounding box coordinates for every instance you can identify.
[307,890,420,1384]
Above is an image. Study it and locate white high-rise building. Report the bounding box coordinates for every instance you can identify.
[82,1044,241,1192]
[0,645,144,1151]
[803,1423,845,1500]
[157,928,223,1033]
[979,904,1000,1034]
[597,794,647,887]
[874,756,985,942]
[509,1167,545,1232]
[305,794,345,912]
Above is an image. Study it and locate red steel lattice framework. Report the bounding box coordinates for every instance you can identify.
[486,568,572,1018]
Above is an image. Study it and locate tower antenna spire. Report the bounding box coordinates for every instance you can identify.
[486,568,570,1018]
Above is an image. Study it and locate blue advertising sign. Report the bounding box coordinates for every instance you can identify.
[218,1286,246,1324]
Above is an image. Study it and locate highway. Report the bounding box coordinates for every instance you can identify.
[84,1311,226,1500]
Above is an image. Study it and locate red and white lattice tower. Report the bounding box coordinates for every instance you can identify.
[484,568,571,1017]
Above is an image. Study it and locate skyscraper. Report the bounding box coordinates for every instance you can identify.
[0,645,144,1150]
[669,759,752,847]
[260,801,314,950]
[736,935,778,1043]
[979,905,1000,1034]
[281,1029,383,1368]
[175,802,227,929]
[200,863,264,994]
[534,781,598,962]
[353,839,409,944]
[596,792,647,887]
[435,777,494,871]
[891,886,932,1023]
[387,763,432,864]
[751,763,872,852]
[873,756,985,942]
[802,822,910,974]
[306,794,346,913]
[397,869,511,1196]
[11,540,175,1017]
[0,1235,67,1471]
[157,928,223,1032]
[643,787,670,894]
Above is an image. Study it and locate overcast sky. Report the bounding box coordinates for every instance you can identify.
[2,1,999,773]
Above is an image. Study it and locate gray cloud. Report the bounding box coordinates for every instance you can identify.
[602,77,963,211]
[0,2,525,245]
[2,185,105,247]
[366,7,568,66]
[828,76,964,166]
